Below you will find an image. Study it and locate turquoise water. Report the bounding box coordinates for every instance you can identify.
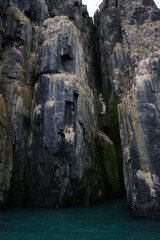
[0,199,160,240]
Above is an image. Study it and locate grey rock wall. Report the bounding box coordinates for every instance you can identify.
[96,0,160,217]
[26,17,97,207]
[118,52,160,218]
[3,0,159,215]
[0,4,38,206]
[0,0,123,208]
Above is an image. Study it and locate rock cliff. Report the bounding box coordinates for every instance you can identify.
[0,0,160,218]
[0,0,123,208]
[95,0,160,218]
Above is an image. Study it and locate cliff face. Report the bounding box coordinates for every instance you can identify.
[1,0,160,218]
[96,0,160,218]
[0,0,123,208]
[27,16,97,207]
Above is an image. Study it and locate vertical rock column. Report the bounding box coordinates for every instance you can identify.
[118,53,160,218]
[96,0,160,217]
[0,5,40,206]
[27,17,97,207]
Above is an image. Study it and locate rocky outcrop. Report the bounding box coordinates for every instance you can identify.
[0,3,38,205]
[0,0,123,208]
[2,0,160,217]
[119,52,160,218]
[96,0,160,217]
[26,16,98,207]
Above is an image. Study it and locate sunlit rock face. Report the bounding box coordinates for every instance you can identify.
[95,0,160,217]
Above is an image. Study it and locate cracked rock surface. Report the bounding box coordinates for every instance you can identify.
[0,0,123,208]
[2,0,160,217]
[95,0,160,217]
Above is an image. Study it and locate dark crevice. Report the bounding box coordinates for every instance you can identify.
[25,10,32,19]
[116,0,118,8]
[69,16,74,21]
[61,54,72,61]
[102,126,111,138]
[74,1,79,7]
[65,101,73,125]
[61,54,74,73]
[91,24,103,91]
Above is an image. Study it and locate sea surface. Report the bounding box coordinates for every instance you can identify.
[0,199,160,240]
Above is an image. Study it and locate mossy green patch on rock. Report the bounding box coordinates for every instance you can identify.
[100,91,124,190]
[82,126,124,204]
[92,128,123,198]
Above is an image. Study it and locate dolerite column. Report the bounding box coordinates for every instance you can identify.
[27,17,97,207]
[96,0,160,217]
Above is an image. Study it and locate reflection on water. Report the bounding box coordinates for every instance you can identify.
[0,199,160,240]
